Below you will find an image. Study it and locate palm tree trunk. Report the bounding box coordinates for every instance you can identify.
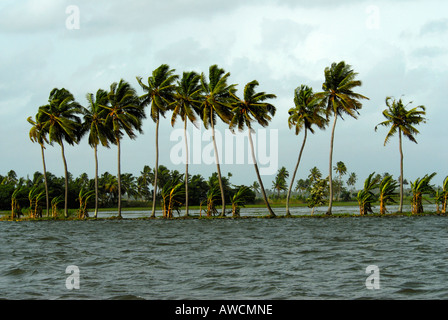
[184,120,189,217]
[398,129,404,213]
[286,129,307,216]
[40,144,50,217]
[248,128,276,217]
[117,137,122,218]
[94,144,99,219]
[327,115,338,215]
[151,118,160,218]
[211,119,226,217]
[60,141,69,218]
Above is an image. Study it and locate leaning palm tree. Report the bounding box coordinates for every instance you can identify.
[82,89,115,218]
[318,61,369,215]
[410,173,436,214]
[171,71,203,217]
[356,172,380,215]
[375,97,426,213]
[137,64,178,218]
[378,175,398,215]
[37,88,83,218]
[201,64,237,217]
[286,85,327,216]
[442,176,448,214]
[229,80,277,217]
[102,79,145,218]
[27,115,51,217]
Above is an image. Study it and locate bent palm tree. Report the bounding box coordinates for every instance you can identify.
[171,71,203,217]
[137,64,178,218]
[229,80,277,217]
[286,85,327,216]
[318,61,369,215]
[201,65,237,217]
[442,176,448,214]
[82,89,114,218]
[357,173,380,215]
[37,88,82,218]
[378,175,398,215]
[410,173,436,214]
[375,97,426,213]
[27,115,51,217]
[102,79,145,218]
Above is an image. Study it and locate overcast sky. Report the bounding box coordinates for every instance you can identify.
[1,0,447,189]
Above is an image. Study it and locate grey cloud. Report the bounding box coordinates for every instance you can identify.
[420,18,448,35]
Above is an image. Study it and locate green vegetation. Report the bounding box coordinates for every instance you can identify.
[0,61,443,222]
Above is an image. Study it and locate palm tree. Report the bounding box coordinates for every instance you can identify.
[346,172,357,192]
[37,88,83,218]
[231,186,253,217]
[137,64,178,218]
[102,79,145,218]
[171,71,203,217]
[229,80,277,217]
[82,89,114,218]
[201,64,237,217]
[286,85,327,216]
[375,97,426,213]
[27,115,51,217]
[378,175,398,215]
[308,167,322,183]
[334,161,347,201]
[357,173,380,215]
[273,167,289,198]
[410,173,436,214]
[442,176,448,214]
[318,61,369,215]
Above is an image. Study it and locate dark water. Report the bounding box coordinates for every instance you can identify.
[1,212,447,300]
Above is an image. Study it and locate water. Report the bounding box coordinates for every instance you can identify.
[1,211,447,300]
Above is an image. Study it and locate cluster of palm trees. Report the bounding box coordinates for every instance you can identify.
[27,63,279,219]
[26,60,441,219]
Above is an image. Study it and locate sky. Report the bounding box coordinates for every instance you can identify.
[1,0,447,190]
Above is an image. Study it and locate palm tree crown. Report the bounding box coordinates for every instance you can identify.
[375,97,426,145]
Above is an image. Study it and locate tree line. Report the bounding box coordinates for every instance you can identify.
[12,60,446,219]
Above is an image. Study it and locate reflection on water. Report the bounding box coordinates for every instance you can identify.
[0,212,447,300]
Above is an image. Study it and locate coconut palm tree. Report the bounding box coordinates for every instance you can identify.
[102,79,145,218]
[357,172,380,215]
[318,61,369,215]
[229,80,277,217]
[378,175,398,215]
[286,85,327,216]
[27,115,51,217]
[82,89,114,218]
[171,71,203,217]
[231,186,253,217]
[375,97,426,213]
[137,64,178,218]
[201,64,237,217]
[37,88,83,218]
[410,173,436,214]
[334,161,347,201]
[442,176,448,214]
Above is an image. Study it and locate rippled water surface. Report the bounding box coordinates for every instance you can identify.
[1,212,447,300]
